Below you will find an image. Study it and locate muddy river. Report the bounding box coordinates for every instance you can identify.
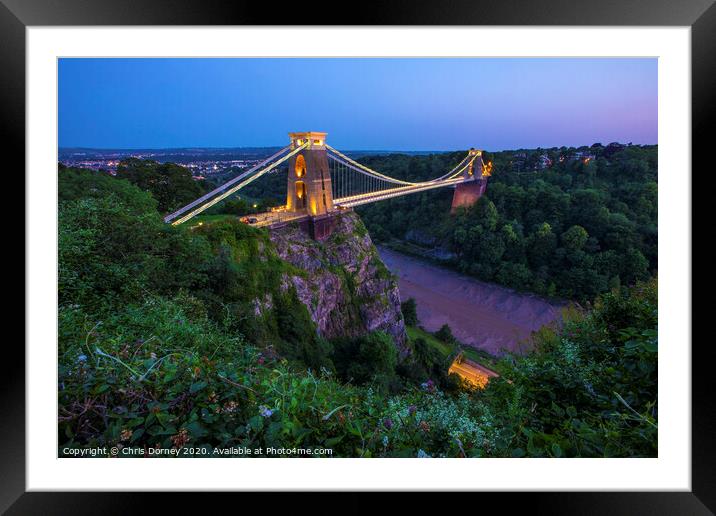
[378,246,565,356]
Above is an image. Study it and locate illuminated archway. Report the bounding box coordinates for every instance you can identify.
[295,180,307,209]
[295,154,306,178]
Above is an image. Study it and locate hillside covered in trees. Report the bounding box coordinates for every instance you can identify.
[357,143,657,303]
[57,155,657,458]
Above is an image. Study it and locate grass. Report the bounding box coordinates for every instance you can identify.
[190,214,237,226]
[407,326,453,357]
[406,325,500,372]
[461,348,499,371]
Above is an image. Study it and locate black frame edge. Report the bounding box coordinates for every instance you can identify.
[692,1,716,513]
[1,0,715,26]
[7,0,712,513]
[0,0,26,514]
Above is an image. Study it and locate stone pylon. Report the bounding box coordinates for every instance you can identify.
[286,132,334,217]
[451,149,489,213]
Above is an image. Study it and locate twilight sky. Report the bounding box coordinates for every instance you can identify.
[58,58,657,151]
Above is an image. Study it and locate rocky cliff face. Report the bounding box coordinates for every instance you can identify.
[269,211,408,355]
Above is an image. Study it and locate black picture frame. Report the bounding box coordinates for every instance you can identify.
[4,0,710,513]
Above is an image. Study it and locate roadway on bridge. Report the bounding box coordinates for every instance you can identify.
[190,210,309,230]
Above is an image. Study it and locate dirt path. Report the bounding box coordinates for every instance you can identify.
[377,246,564,355]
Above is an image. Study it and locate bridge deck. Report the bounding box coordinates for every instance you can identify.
[251,211,309,228]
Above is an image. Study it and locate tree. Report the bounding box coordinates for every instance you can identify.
[435,324,456,344]
[59,165,157,213]
[116,158,205,213]
[561,225,589,251]
[474,197,499,231]
[59,194,210,310]
[529,222,557,268]
[401,298,419,326]
[345,331,399,385]
[496,262,533,290]
[359,331,398,375]
[621,247,649,285]
[602,212,637,253]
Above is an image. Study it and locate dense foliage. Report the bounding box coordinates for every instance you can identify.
[484,280,657,457]
[58,161,657,458]
[400,298,418,326]
[115,158,207,213]
[357,143,657,302]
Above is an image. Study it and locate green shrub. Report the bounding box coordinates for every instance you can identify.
[59,195,210,311]
[59,297,499,457]
[401,298,418,326]
[434,324,456,344]
[481,278,658,457]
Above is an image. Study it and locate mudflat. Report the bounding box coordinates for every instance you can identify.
[378,246,564,355]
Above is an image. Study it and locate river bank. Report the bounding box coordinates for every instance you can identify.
[377,246,565,355]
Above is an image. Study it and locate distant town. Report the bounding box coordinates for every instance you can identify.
[58,147,283,179]
[59,142,631,181]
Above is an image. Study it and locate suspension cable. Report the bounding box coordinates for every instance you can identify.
[336,176,467,207]
[327,145,422,185]
[433,154,471,181]
[169,142,308,225]
[164,145,292,223]
[327,144,475,186]
[327,152,414,186]
[329,152,477,203]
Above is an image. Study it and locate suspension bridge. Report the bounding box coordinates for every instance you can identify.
[164,132,492,239]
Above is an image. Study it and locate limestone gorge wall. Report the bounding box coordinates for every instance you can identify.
[269,211,408,354]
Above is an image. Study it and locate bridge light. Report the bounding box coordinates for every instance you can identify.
[295,155,306,178]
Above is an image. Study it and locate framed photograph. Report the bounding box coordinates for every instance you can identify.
[7,0,710,511]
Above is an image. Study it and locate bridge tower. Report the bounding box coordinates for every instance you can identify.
[286,131,337,239]
[450,148,489,214]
